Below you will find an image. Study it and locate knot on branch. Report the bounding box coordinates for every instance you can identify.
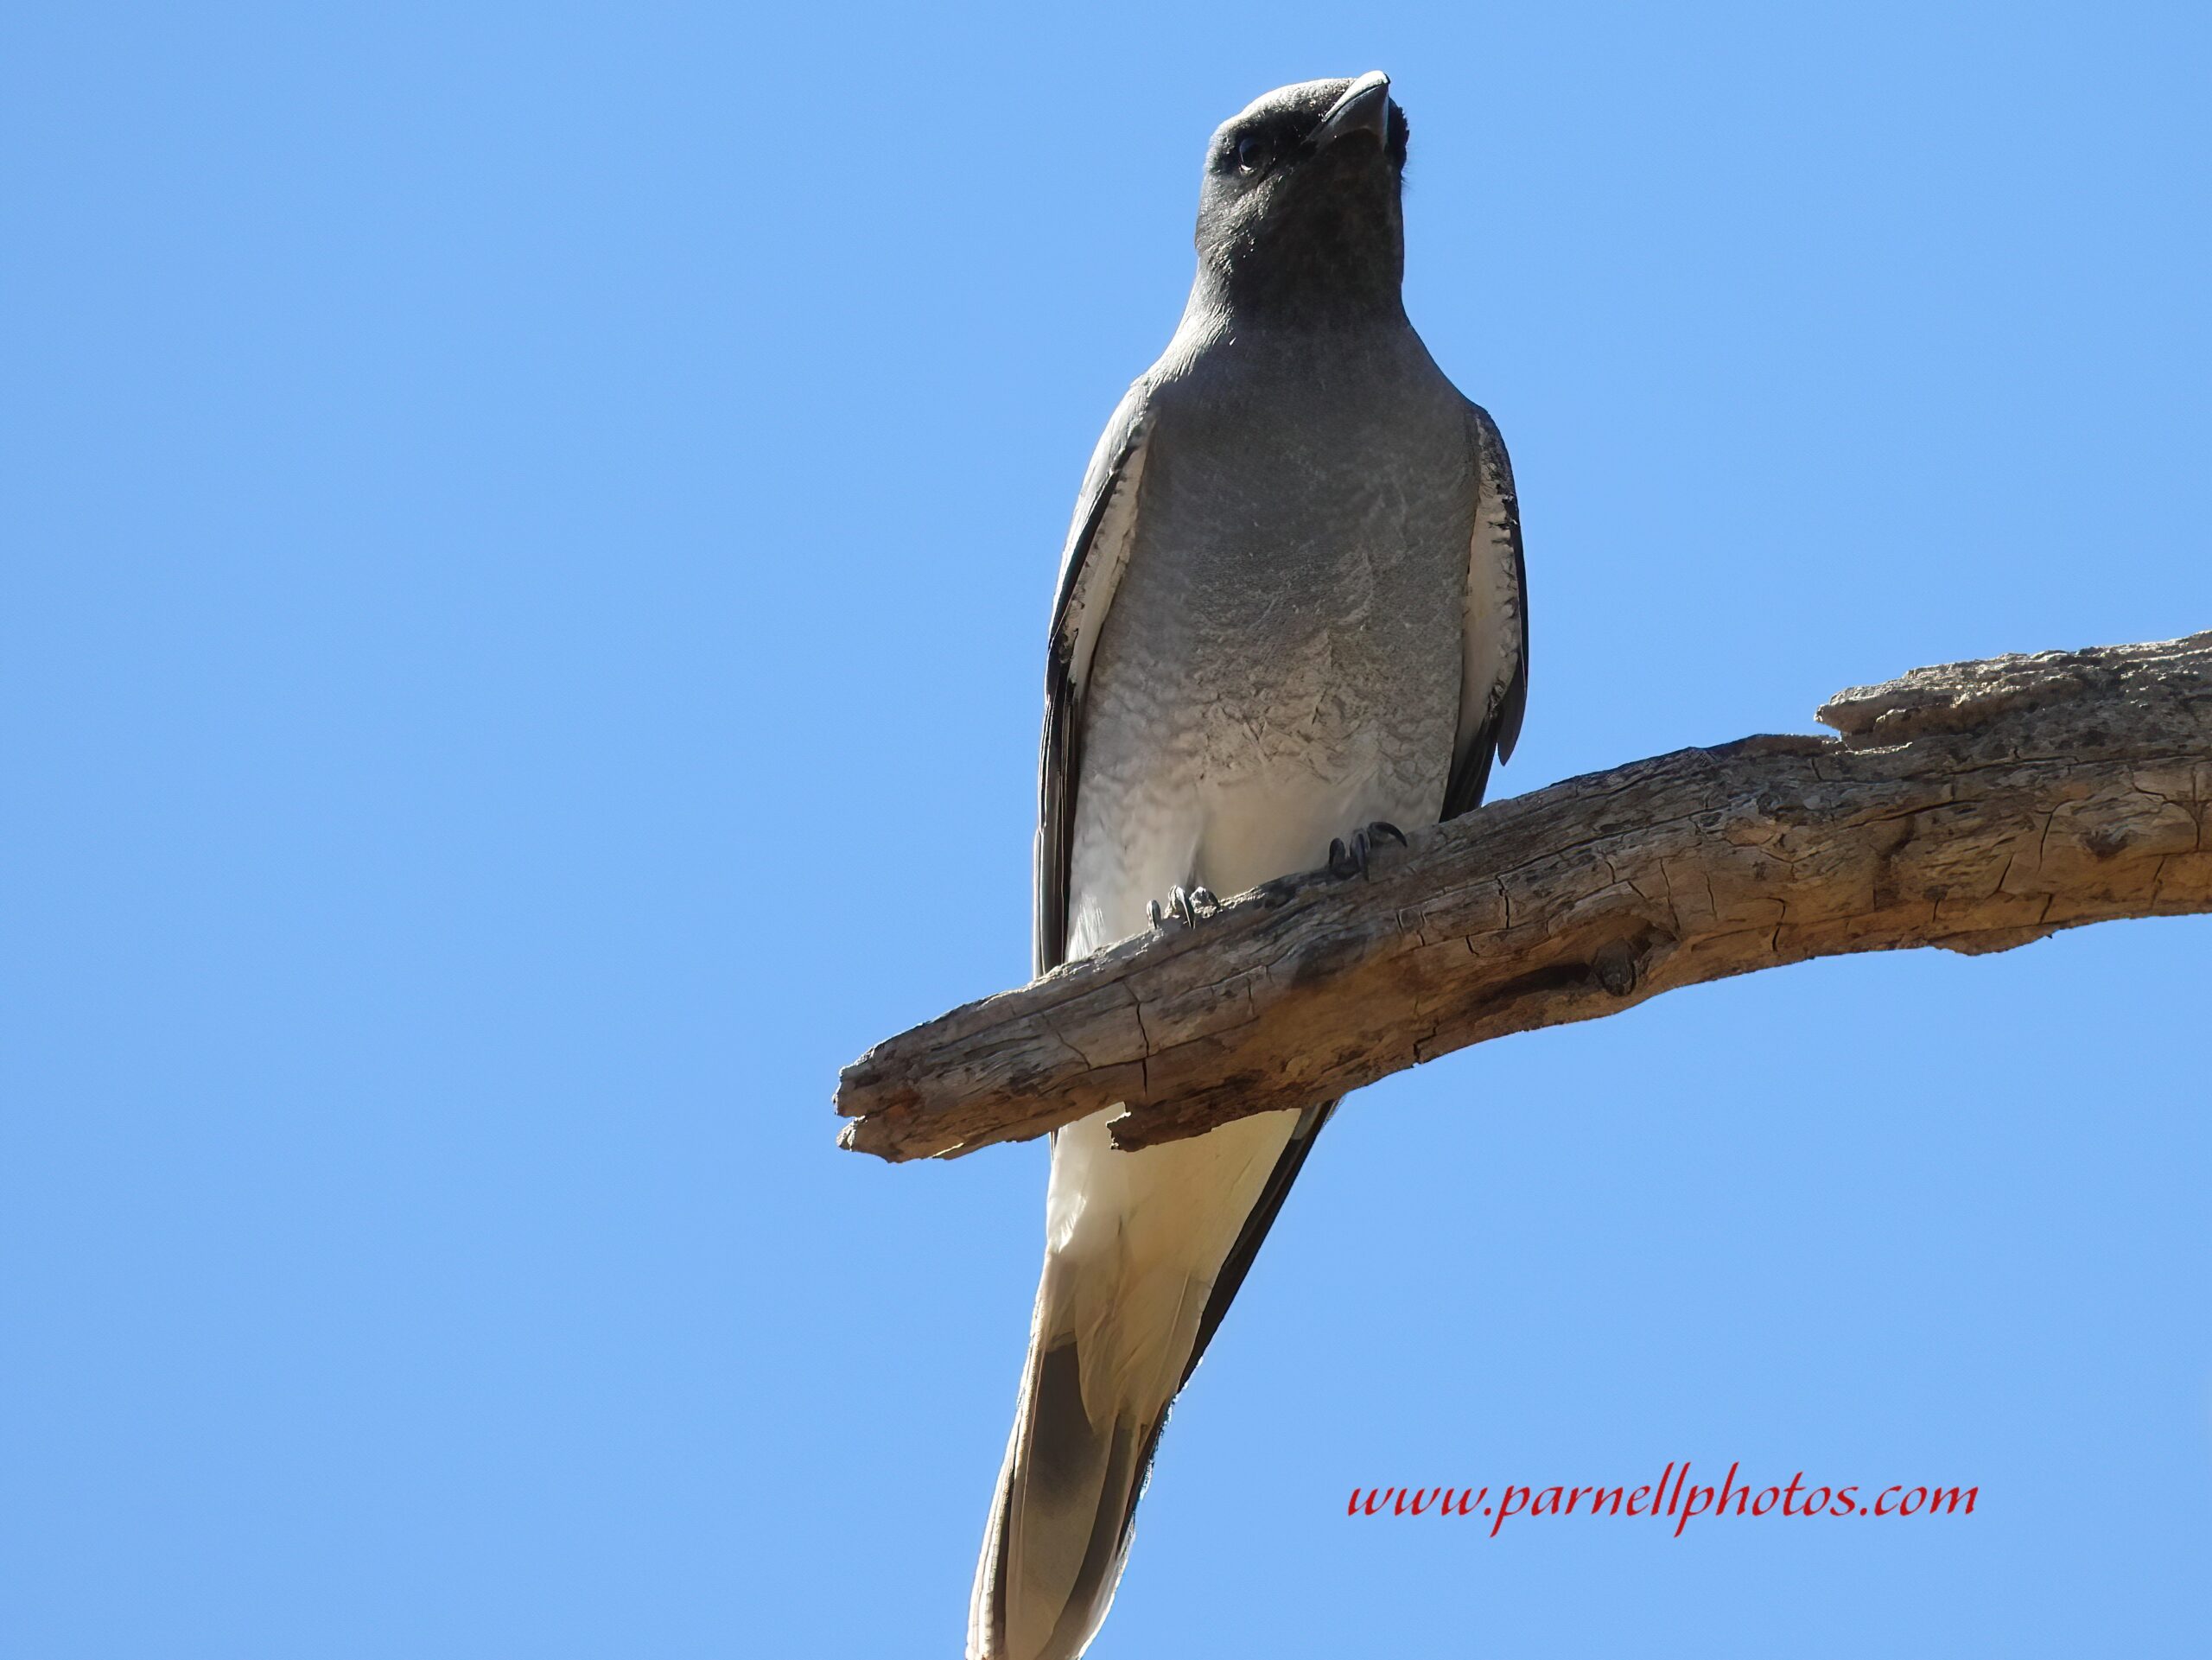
[1588,937,1642,997]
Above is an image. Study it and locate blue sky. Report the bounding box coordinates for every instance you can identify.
[5,3,2209,1655]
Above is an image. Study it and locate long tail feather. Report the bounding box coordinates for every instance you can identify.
[969,1102,1329,1660]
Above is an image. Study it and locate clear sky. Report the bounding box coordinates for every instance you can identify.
[5,3,2209,1655]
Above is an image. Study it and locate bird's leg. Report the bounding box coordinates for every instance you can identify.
[1147,884,1223,930]
[1327,821,1408,880]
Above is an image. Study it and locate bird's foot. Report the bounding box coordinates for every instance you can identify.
[1147,884,1222,929]
[1327,821,1407,880]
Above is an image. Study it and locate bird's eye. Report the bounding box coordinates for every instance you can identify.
[1236,133,1273,174]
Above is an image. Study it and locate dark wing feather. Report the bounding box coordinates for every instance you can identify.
[1180,1097,1336,1384]
[1443,401,1529,820]
[1035,384,1152,976]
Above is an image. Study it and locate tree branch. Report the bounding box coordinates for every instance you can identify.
[836,633,2212,1162]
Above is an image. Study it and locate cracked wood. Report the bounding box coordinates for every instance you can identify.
[836,633,2212,1162]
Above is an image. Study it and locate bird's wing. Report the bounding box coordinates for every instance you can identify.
[1442,400,1529,819]
[1035,381,1152,976]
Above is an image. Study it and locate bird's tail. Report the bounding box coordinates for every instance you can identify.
[968,1100,1331,1660]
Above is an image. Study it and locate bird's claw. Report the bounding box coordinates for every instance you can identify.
[1148,884,1223,931]
[1329,821,1408,880]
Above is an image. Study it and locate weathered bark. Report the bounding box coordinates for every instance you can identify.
[836,633,2212,1162]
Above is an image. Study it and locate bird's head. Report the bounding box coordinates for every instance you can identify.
[1192,72,1409,321]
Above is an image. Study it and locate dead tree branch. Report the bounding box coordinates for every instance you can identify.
[836,633,2212,1162]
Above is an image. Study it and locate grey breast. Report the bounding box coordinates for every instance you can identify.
[1078,329,1476,823]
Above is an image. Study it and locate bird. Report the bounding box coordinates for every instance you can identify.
[969,71,1527,1659]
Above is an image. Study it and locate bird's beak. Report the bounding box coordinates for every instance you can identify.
[1313,70,1392,149]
